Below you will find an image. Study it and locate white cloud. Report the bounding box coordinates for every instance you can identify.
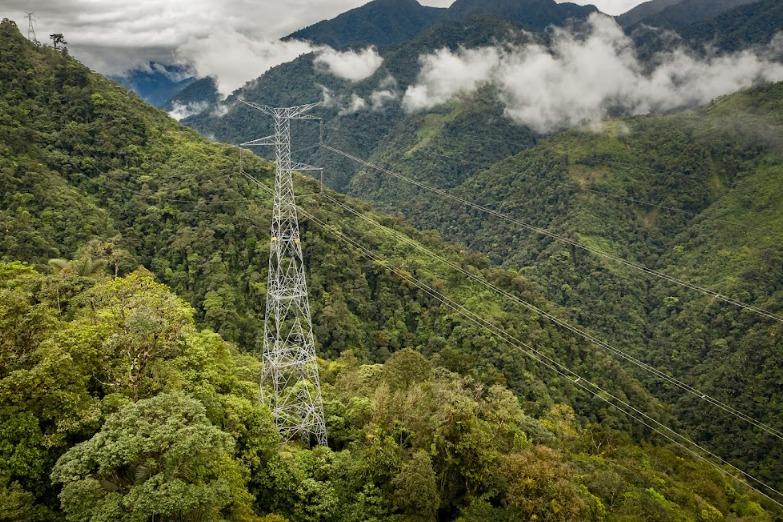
[402,14,783,133]
[370,89,398,111]
[314,47,384,82]
[5,0,396,93]
[177,32,314,96]
[338,94,368,115]
[402,47,500,112]
[320,85,339,108]
[167,101,210,121]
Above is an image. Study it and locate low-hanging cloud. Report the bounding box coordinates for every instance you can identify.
[338,94,369,115]
[403,47,499,112]
[314,47,384,82]
[402,14,783,133]
[177,31,315,96]
[6,0,396,98]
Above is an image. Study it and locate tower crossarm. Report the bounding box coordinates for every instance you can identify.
[291,162,323,172]
[241,135,280,147]
[238,98,275,115]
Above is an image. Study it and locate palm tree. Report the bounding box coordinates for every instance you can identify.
[48,257,107,277]
[47,256,108,314]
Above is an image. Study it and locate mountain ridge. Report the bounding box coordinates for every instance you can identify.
[626,0,761,31]
[286,0,447,48]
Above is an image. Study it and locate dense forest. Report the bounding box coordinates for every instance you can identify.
[182,0,783,509]
[344,79,783,491]
[1,14,782,522]
[5,262,774,521]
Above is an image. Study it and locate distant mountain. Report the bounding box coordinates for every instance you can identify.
[447,0,599,31]
[112,62,197,108]
[288,0,600,50]
[629,0,782,58]
[624,0,760,31]
[616,0,682,27]
[679,0,783,51]
[186,15,534,188]
[286,0,446,49]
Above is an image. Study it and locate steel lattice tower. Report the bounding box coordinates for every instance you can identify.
[240,100,327,446]
[25,12,38,43]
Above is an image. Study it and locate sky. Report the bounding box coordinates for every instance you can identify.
[4,0,646,92]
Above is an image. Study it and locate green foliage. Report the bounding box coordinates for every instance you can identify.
[51,392,254,521]
[341,80,783,492]
[662,0,783,51]
[0,18,664,435]
[0,263,776,520]
[1,16,782,521]
[287,0,445,49]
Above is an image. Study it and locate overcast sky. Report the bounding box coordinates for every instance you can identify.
[4,0,646,89]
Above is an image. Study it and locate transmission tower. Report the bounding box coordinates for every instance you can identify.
[240,99,327,446]
[25,12,38,43]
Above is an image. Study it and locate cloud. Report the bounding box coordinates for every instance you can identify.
[314,47,383,82]
[370,89,398,111]
[5,0,401,94]
[168,101,210,121]
[177,31,314,96]
[402,47,499,112]
[321,75,400,114]
[402,14,783,133]
[338,94,368,115]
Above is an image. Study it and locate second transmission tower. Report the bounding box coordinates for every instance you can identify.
[25,12,38,44]
[240,100,327,446]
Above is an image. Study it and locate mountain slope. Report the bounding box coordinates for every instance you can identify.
[447,0,598,31]
[287,0,598,50]
[678,0,783,52]
[187,15,535,191]
[617,0,683,27]
[347,81,783,491]
[163,76,220,119]
[0,17,663,427]
[286,0,446,49]
[2,16,782,520]
[631,0,761,31]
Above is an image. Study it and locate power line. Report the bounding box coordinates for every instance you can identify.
[581,187,750,230]
[240,169,783,510]
[322,144,783,324]
[325,125,752,231]
[127,155,780,442]
[320,191,783,441]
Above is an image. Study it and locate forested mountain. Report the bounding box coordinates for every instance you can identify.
[2,16,781,520]
[164,76,221,120]
[346,81,783,491]
[182,0,783,503]
[287,0,598,49]
[185,13,538,189]
[620,0,759,30]
[286,0,446,49]
[677,0,783,52]
[446,0,598,31]
[616,0,683,27]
